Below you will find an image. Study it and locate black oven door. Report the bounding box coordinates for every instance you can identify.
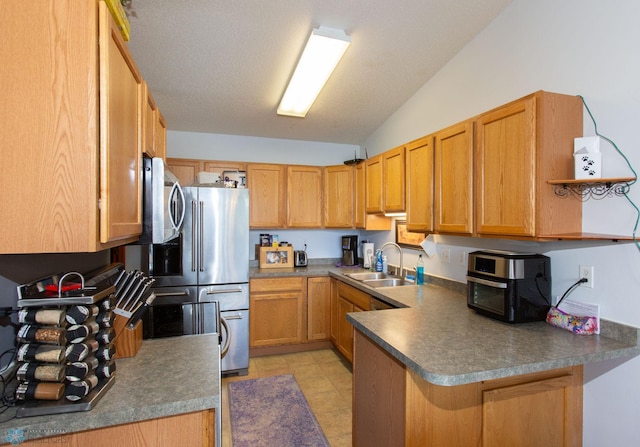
[466,275,512,322]
[143,286,220,339]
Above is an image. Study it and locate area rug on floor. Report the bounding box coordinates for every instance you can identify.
[227,374,330,447]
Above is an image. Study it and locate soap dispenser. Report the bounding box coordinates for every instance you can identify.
[375,250,384,272]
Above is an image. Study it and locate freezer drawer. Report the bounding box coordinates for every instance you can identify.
[221,309,249,375]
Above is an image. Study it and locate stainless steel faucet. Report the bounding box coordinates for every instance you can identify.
[380,242,403,276]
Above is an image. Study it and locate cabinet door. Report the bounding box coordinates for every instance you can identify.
[365,155,384,214]
[383,146,406,212]
[165,158,203,187]
[249,278,305,347]
[405,136,434,232]
[154,109,167,160]
[324,165,354,228]
[434,120,474,234]
[476,97,536,236]
[307,277,331,341]
[247,163,286,228]
[142,81,157,157]
[330,278,339,344]
[287,165,323,227]
[482,374,582,446]
[354,162,367,227]
[336,296,354,362]
[203,161,247,173]
[0,0,100,253]
[99,2,143,244]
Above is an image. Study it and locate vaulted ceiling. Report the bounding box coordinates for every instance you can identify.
[126,0,512,145]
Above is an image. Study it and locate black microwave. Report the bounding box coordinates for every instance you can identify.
[466,250,551,323]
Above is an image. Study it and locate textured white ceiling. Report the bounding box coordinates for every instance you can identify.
[125,0,512,145]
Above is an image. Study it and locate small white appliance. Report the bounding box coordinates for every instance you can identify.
[362,242,374,269]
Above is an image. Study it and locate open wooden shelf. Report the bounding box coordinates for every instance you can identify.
[548,177,635,200]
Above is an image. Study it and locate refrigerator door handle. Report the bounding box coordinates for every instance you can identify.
[191,200,197,272]
[199,201,205,273]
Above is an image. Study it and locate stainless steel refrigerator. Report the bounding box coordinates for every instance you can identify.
[143,186,250,376]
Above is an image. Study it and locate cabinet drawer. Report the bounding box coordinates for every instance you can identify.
[250,277,304,293]
[337,282,370,310]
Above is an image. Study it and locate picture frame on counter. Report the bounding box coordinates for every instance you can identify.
[257,246,294,269]
[395,220,425,249]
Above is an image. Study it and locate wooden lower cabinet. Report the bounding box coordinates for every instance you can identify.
[354,330,583,447]
[17,409,215,447]
[249,277,305,347]
[307,276,331,341]
[333,282,370,362]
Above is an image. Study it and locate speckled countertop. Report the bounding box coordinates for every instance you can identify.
[0,334,220,443]
[253,261,640,387]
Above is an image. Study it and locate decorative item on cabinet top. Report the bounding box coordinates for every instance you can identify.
[104,0,130,40]
[195,170,247,188]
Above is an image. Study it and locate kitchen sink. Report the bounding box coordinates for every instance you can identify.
[361,278,413,288]
[345,272,389,281]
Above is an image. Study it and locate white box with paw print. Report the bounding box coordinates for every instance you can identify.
[574,136,602,179]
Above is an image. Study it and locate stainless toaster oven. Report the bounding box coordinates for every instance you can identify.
[466,250,551,323]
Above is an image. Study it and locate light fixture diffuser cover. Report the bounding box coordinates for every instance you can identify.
[277,26,351,117]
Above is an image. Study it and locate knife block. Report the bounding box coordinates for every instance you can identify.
[113,313,143,358]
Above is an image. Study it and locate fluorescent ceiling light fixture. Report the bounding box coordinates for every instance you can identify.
[277,26,351,118]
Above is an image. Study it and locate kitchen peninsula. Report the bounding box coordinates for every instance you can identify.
[0,335,221,446]
[251,263,640,446]
[339,275,640,447]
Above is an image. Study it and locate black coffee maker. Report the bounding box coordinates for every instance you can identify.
[341,235,358,266]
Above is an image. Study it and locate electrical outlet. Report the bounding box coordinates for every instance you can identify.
[440,247,450,264]
[455,250,467,266]
[579,265,594,288]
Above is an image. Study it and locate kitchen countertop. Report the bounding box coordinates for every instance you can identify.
[252,262,640,387]
[0,334,220,443]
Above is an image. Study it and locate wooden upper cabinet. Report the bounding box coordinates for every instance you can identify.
[354,162,367,227]
[203,161,247,174]
[142,82,167,160]
[0,0,142,253]
[355,162,391,230]
[166,158,203,187]
[142,82,157,157]
[154,109,167,160]
[475,91,583,238]
[324,165,354,228]
[365,155,384,214]
[287,165,323,228]
[383,146,406,212]
[247,163,286,228]
[99,1,144,245]
[405,136,434,232]
[434,120,474,235]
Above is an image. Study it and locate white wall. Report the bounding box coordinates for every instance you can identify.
[363,0,640,444]
[167,131,360,167]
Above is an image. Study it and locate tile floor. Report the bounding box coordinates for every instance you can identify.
[221,349,353,447]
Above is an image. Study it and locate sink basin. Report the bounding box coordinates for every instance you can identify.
[362,278,413,288]
[346,272,389,281]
